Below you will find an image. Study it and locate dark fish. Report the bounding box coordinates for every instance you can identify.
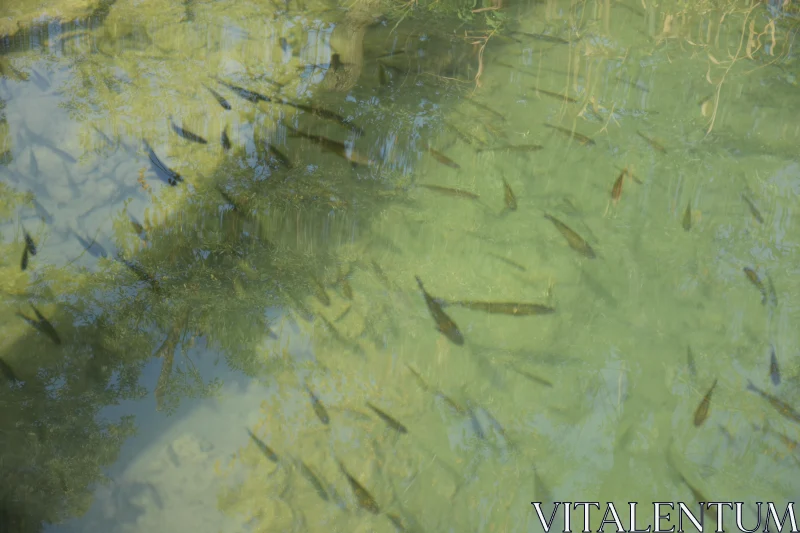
[682,202,692,231]
[305,383,330,425]
[20,246,28,271]
[30,197,53,225]
[221,126,231,151]
[117,256,160,292]
[543,124,594,146]
[687,345,697,377]
[502,178,517,211]
[743,267,768,304]
[142,139,183,186]
[267,145,292,168]
[311,279,330,306]
[476,144,544,153]
[29,149,38,176]
[418,184,479,200]
[378,63,388,86]
[693,378,717,427]
[296,459,329,501]
[611,168,626,203]
[0,358,18,382]
[366,402,408,434]
[509,364,553,387]
[287,127,372,167]
[448,301,555,316]
[510,31,570,44]
[489,253,526,272]
[170,118,208,144]
[154,321,180,411]
[204,84,231,110]
[766,272,778,307]
[23,230,37,256]
[18,305,62,345]
[636,131,667,153]
[531,85,578,103]
[770,344,780,386]
[747,379,800,426]
[73,232,108,259]
[414,276,464,346]
[465,98,506,122]
[215,78,272,104]
[543,213,596,259]
[426,146,460,169]
[129,214,146,240]
[277,99,364,135]
[742,194,764,224]
[247,429,279,463]
[336,459,381,514]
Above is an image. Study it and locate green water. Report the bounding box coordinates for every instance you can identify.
[1,0,799,531]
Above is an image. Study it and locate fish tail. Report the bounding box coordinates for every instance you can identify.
[414,276,425,293]
[746,380,757,393]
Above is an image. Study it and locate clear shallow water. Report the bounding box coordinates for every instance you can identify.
[1,0,800,531]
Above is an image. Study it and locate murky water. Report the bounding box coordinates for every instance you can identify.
[1,0,799,531]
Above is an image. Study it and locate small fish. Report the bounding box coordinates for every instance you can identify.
[531,85,578,103]
[128,214,146,240]
[305,383,330,425]
[204,84,231,110]
[23,230,37,256]
[20,246,29,271]
[687,345,697,377]
[682,202,692,231]
[378,63,388,86]
[742,194,764,224]
[277,99,363,135]
[336,459,381,514]
[476,144,544,153]
[418,184,479,200]
[465,98,506,122]
[267,145,292,168]
[30,197,53,225]
[636,131,667,153]
[509,364,553,387]
[366,402,408,434]
[766,272,778,307]
[509,31,570,44]
[18,305,62,345]
[170,118,208,144]
[543,124,595,146]
[247,429,279,463]
[142,139,183,186]
[287,127,372,167]
[743,267,768,304]
[215,78,272,104]
[447,301,555,316]
[296,459,329,501]
[502,178,517,211]
[221,126,231,151]
[29,149,38,176]
[693,379,717,427]
[117,256,160,292]
[611,168,626,203]
[0,358,18,382]
[489,253,526,272]
[73,232,108,259]
[426,146,460,169]
[311,279,330,306]
[747,380,800,426]
[770,344,780,386]
[543,213,596,259]
[414,276,464,346]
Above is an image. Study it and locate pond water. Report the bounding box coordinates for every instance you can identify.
[1,0,799,531]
